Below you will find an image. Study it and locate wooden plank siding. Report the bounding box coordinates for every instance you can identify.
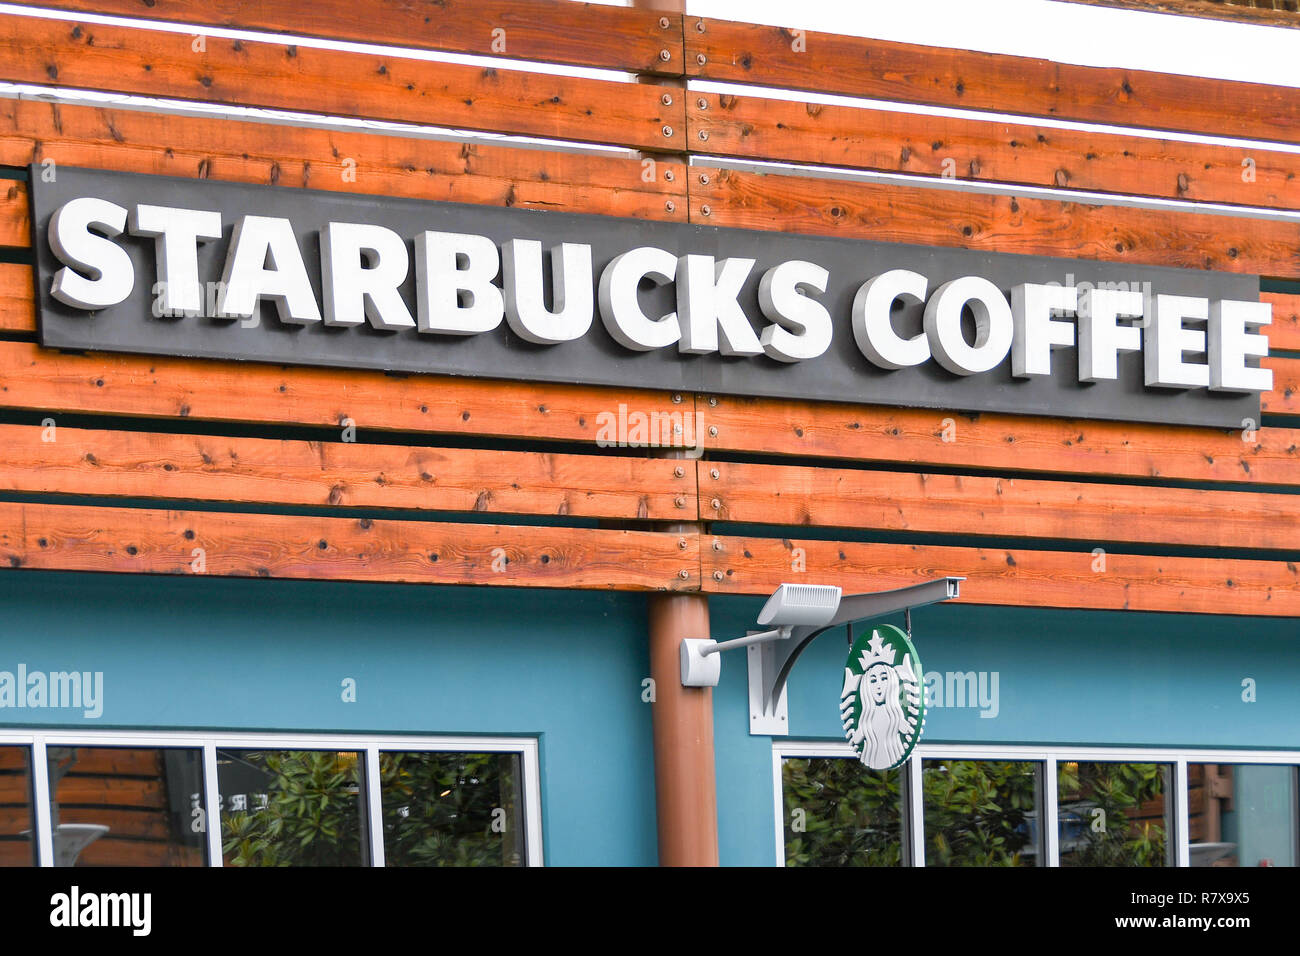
[705,461,1300,552]
[698,394,1300,485]
[1,338,1297,487]
[0,13,687,152]
[0,501,702,590]
[0,340,692,448]
[11,0,687,75]
[0,5,1292,617]
[1263,292,1300,352]
[702,537,1300,616]
[690,165,1300,278]
[687,91,1300,211]
[684,17,1300,146]
[1262,356,1300,415]
[0,99,685,223]
[0,423,697,521]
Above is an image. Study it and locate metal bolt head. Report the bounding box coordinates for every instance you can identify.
[708,396,718,406]
[659,16,670,29]
[672,392,682,404]
[679,569,690,580]
[664,169,675,182]
[677,537,688,550]
[664,200,675,212]
[712,570,724,582]
[710,498,721,510]
[700,204,711,216]
[674,465,685,478]
[696,52,707,65]
[712,540,722,552]
[708,426,718,437]
[710,468,720,480]
[698,129,709,141]
[662,124,674,137]
[696,97,708,110]
[659,48,672,62]
[674,496,686,508]
[695,20,706,33]
[699,173,710,185]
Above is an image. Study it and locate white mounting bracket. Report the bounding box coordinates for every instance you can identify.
[747,577,963,736]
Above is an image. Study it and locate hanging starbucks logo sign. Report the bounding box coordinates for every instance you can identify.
[841,625,925,770]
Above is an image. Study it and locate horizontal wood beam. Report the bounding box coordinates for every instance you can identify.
[0,340,689,446]
[698,393,1300,486]
[13,0,685,75]
[685,16,1300,146]
[1263,292,1300,354]
[1262,355,1300,415]
[0,99,684,223]
[0,423,697,521]
[703,535,1300,615]
[688,90,1300,211]
[691,164,1300,278]
[0,13,686,151]
[706,460,1300,551]
[0,262,33,330]
[0,501,701,590]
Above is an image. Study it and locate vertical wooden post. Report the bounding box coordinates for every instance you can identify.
[647,590,719,866]
[628,0,718,867]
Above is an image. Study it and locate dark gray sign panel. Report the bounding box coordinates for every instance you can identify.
[30,165,1263,428]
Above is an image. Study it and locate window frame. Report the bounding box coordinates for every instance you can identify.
[0,729,544,867]
[773,740,1300,868]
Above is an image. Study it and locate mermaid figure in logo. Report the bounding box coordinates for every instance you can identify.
[842,630,918,770]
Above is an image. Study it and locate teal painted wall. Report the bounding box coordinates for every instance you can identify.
[0,571,658,867]
[1,572,1296,866]
[707,596,1300,866]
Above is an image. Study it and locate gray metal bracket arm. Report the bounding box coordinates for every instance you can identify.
[748,577,963,735]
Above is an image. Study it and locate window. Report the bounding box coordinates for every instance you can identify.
[776,743,1300,867]
[0,745,35,866]
[0,732,542,867]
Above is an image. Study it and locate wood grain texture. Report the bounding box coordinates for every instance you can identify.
[706,461,1300,551]
[0,261,33,330]
[0,179,27,247]
[703,536,1300,615]
[685,17,1300,145]
[0,501,701,590]
[691,165,1300,278]
[0,98,685,224]
[0,341,689,446]
[1263,292,1300,353]
[689,90,1300,211]
[0,423,696,521]
[1059,0,1300,30]
[698,393,1300,485]
[0,13,685,151]
[1261,356,1300,414]
[15,0,685,74]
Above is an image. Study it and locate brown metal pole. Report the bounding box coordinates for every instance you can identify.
[647,590,719,866]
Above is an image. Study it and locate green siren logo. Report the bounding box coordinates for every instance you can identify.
[841,625,925,770]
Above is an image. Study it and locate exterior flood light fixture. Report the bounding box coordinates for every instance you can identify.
[679,577,964,735]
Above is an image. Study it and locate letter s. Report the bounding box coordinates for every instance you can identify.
[49,197,135,310]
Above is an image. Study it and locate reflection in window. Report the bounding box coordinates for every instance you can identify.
[1058,761,1171,867]
[0,746,34,866]
[922,760,1041,866]
[380,752,525,867]
[219,750,367,866]
[48,746,205,866]
[780,758,904,866]
[1190,763,1297,867]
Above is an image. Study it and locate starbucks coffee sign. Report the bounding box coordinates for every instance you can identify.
[31,165,1268,427]
[841,625,925,770]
